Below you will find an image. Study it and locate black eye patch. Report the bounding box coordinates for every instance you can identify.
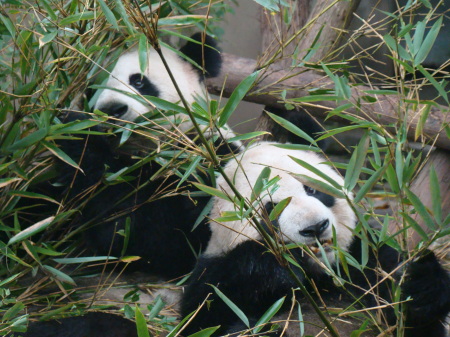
[129,74,160,97]
[303,185,335,208]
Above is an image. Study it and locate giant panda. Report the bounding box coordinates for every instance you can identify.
[15,33,239,279]
[180,141,450,336]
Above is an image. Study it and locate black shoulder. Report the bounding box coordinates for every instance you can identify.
[179,33,222,78]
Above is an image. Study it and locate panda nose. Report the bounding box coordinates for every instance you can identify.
[97,103,128,118]
[299,219,329,238]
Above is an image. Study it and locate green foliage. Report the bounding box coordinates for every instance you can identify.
[0,0,448,336]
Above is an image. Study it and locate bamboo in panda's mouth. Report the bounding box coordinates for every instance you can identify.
[308,239,333,254]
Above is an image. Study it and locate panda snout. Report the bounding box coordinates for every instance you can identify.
[299,219,329,238]
[97,102,128,118]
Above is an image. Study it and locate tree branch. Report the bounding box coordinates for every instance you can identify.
[207,52,450,150]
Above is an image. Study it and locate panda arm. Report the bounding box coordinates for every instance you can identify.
[180,240,305,335]
[347,237,450,337]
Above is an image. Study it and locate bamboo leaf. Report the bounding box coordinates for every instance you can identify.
[405,188,436,230]
[251,167,271,201]
[38,31,57,48]
[42,140,82,172]
[402,212,429,241]
[344,131,369,191]
[0,177,21,188]
[266,112,317,146]
[8,216,55,245]
[8,190,58,204]
[135,306,150,337]
[0,14,15,37]
[98,0,119,30]
[269,197,291,221]
[192,183,232,202]
[113,0,135,34]
[219,70,260,127]
[291,174,345,199]
[227,131,269,143]
[139,34,148,74]
[289,156,341,189]
[413,20,426,56]
[188,326,220,337]
[60,12,96,26]
[53,256,117,264]
[3,302,25,321]
[7,128,47,151]
[429,166,442,225]
[177,156,202,188]
[414,17,442,66]
[144,95,186,115]
[253,297,285,333]
[354,164,387,203]
[272,143,321,152]
[42,265,76,285]
[211,285,249,328]
[417,65,449,104]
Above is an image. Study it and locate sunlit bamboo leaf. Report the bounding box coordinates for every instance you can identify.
[269,197,291,221]
[139,34,148,74]
[193,183,232,202]
[8,216,55,245]
[0,177,21,188]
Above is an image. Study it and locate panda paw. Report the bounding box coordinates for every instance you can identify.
[402,250,450,323]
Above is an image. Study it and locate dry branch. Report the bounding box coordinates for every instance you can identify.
[207,52,450,150]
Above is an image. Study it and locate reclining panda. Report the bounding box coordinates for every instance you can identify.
[32,33,238,279]
[180,141,450,336]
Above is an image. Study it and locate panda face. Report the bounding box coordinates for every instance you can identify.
[94,46,207,129]
[205,142,356,264]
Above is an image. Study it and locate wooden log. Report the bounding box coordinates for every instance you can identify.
[206,52,450,150]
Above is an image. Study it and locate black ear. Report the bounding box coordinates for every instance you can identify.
[179,33,222,78]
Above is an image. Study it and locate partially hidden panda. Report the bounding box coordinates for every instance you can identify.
[180,141,450,336]
[14,33,238,280]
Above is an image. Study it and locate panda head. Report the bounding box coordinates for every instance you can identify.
[94,33,221,128]
[204,142,356,264]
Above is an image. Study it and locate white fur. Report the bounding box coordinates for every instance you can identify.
[205,142,356,264]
